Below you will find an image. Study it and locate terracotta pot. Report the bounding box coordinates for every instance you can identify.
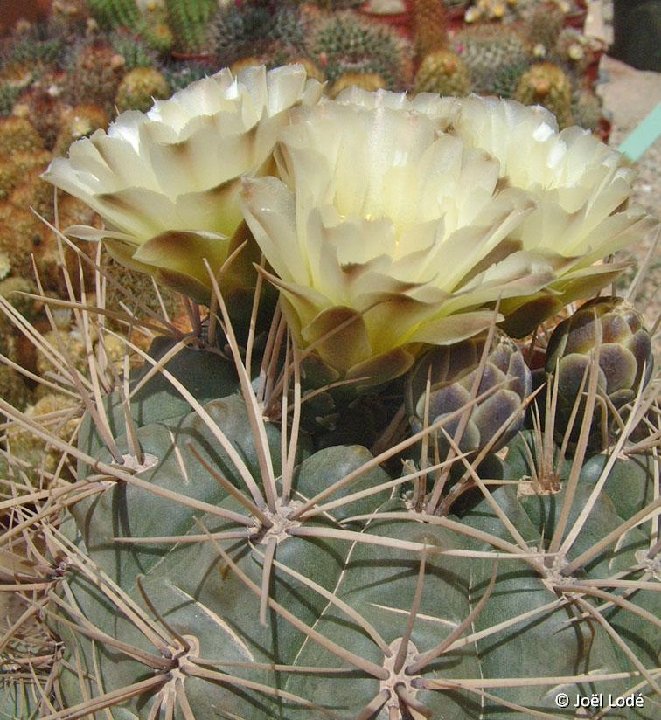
[596,116,611,145]
[170,51,216,63]
[447,11,467,33]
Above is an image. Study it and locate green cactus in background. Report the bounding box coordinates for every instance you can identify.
[515,61,574,128]
[414,48,471,95]
[115,66,171,112]
[211,1,310,70]
[307,10,413,89]
[161,58,215,92]
[328,71,386,98]
[110,29,158,69]
[452,24,532,98]
[63,39,127,113]
[0,85,21,117]
[86,0,141,30]
[165,0,219,54]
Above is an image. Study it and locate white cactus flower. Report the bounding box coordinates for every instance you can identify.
[241,99,558,383]
[447,95,657,333]
[43,64,323,302]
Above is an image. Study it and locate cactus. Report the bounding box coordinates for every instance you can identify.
[161,58,215,92]
[551,27,603,81]
[53,104,109,156]
[110,28,158,69]
[63,39,127,112]
[211,1,310,70]
[1,56,660,720]
[452,24,532,98]
[571,87,604,132]
[307,10,413,89]
[524,0,566,52]
[0,85,21,116]
[414,48,471,95]
[411,0,449,59]
[165,0,219,54]
[115,66,171,112]
[0,116,44,156]
[86,0,142,30]
[515,61,574,128]
[0,256,659,718]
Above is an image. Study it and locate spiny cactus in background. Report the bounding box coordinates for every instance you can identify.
[552,27,603,81]
[0,116,44,156]
[63,39,126,112]
[524,0,566,52]
[572,86,604,132]
[544,296,654,451]
[211,1,310,70]
[312,0,365,8]
[515,61,574,128]
[453,24,532,97]
[0,117,48,200]
[86,0,141,30]
[411,0,449,60]
[0,85,21,116]
[1,24,66,70]
[137,5,175,54]
[165,0,219,54]
[307,10,413,88]
[109,28,158,69]
[115,66,171,112]
[414,48,471,95]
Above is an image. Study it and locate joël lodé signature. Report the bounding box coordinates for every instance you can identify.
[555,692,646,709]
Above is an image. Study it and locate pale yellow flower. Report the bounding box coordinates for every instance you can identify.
[343,90,658,331]
[447,95,657,333]
[43,64,322,302]
[241,99,556,383]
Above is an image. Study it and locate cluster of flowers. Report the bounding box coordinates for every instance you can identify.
[44,64,655,385]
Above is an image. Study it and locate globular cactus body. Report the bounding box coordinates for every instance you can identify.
[115,66,171,112]
[453,25,531,98]
[515,61,574,128]
[42,331,659,719]
[165,0,219,54]
[308,10,412,89]
[86,0,141,30]
[414,48,471,95]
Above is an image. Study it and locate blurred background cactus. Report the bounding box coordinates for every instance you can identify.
[164,0,218,54]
